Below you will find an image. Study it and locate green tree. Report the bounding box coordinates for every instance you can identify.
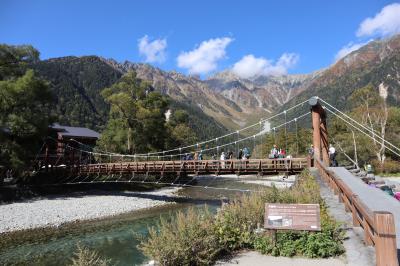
[166,110,197,149]
[0,44,39,79]
[350,84,389,167]
[0,44,53,173]
[98,71,169,154]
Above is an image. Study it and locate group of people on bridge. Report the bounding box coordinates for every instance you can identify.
[308,144,338,167]
[268,143,339,167]
[269,144,287,159]
[181,151,203,161]
[180,147,252,162]
[219,147,251,161]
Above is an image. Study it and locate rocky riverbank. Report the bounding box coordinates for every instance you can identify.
[0,187,180,233]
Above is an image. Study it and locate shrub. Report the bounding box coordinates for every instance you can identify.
[141,207,221,266]
[372,158,400,174]
[252,205,345,258]
[252,235,274,254]
[140,169,345,265]
[69,245,111,266]
[214,193,264,251]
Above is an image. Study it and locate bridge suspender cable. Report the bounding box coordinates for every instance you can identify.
[59,112,310,160]
[319,97,400,154]
[61,99,310,159]
[138,99,310,157]
[43,97,400,163]
[330,137,360,169]
[324,107,400,158]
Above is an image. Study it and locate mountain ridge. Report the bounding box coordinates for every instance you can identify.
[31,34,400,137]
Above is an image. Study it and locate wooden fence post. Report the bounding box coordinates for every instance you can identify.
[351,195,361,227]
[374,211,398,266]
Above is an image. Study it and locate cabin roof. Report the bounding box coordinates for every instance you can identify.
[51,124,100,139]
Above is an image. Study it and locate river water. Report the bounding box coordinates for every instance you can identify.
[0,177,268,266]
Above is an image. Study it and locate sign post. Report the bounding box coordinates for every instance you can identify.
[264,203,321,239]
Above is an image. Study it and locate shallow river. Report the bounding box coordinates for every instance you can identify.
[0,178,264,266]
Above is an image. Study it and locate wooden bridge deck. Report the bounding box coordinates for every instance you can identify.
[76,158,309,176]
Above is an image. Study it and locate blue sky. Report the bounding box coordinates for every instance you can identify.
[1,0,400,77]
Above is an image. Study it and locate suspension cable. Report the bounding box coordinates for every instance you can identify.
[66,99,309,158]
[325,107,400,158]
[330,137,359,169]
[319,97,400,153]
[61,112,310,160]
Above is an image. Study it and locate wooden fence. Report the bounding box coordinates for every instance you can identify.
[315,159,398,266]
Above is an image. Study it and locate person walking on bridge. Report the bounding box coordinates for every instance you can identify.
[270,144,279,159]
[329,144,337,167]
[308,144,314,158]
[308,144,314,167]
[243,147,250,159]
[237,149,243,160]
[220,152,226,168]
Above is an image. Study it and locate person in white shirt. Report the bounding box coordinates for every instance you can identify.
[220,152,226,168]
[329,144,337,166]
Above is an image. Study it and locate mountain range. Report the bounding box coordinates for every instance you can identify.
[32,34,400,137]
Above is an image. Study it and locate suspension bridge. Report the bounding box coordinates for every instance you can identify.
[32,96,400,265]
[34,96,400,186]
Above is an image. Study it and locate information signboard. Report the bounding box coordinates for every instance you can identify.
[264,203,321,231]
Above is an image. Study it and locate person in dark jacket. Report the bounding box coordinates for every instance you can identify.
[237,149,243,160]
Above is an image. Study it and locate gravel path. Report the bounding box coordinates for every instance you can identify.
[217,251,346,266]
[0,187,180,233]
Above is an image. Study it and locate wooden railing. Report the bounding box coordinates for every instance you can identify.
[76,158,309,176]
[315,158,398,266]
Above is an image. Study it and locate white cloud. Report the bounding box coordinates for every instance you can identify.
[138,35,167,63]
[232,53,299,78]
[334,40,371,61]
[177,37,233,75]
[232,55,270,78]
[357,3,400,37]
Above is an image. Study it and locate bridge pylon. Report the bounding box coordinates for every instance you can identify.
[309,97,329,166]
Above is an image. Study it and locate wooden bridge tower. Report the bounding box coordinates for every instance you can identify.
[309,97,330,166]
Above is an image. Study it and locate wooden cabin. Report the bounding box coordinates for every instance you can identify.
[41,124,100,167]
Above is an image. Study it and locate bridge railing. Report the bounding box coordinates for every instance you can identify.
[77,158,309,175]
[315,158,398,266]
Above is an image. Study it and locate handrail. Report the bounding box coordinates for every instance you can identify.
[71,158,308,176]
[314,158,398,266]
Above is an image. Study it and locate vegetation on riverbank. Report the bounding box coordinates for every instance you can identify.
[140,170,345,265]
[70,245,110,266]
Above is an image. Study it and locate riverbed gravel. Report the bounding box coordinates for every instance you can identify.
[0,187,180,233]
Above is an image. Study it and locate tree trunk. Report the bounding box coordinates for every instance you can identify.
[351,130,358,168]
[378,99,388,169]
[127,127,132,154]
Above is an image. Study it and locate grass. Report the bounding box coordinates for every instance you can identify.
[377,172,400,177]
[69,245,111,266]
[140,169,345,265]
